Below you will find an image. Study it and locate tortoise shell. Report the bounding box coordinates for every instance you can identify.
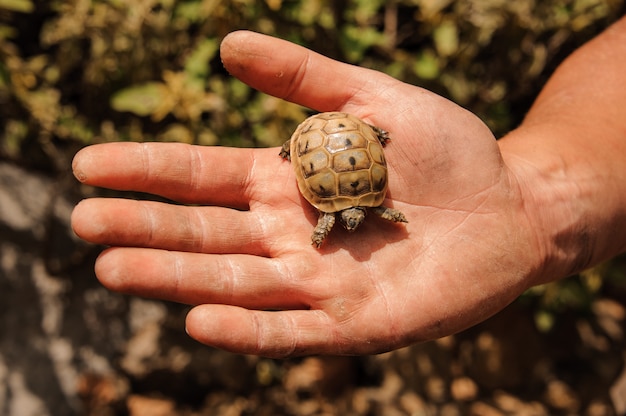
[287,112,389,213]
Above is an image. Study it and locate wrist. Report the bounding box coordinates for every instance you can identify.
[496,17,626,284]
[499,122,626,286]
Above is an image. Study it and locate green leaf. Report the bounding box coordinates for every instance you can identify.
[110,83,167,116]
[184,38,219,79]
[413,50,440,80]
[341,25,386,62]
[433,20,459,57]
[0,0,34,13]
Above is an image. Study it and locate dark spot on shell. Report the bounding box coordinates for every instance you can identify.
[348,156,356,167]
[345,138,352,147]
[317,184,334,197]
[338,123,345,128]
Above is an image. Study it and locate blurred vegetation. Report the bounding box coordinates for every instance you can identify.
[0,0,624,326]
[1,0,624,169]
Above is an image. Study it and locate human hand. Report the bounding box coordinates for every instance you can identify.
[71,31,543,357]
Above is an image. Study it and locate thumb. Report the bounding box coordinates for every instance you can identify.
[219,30,394,113]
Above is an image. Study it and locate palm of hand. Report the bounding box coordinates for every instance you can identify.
[234,102,526,356]
[72,31,537,357]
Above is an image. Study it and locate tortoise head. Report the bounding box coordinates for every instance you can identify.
[339,207,367,232]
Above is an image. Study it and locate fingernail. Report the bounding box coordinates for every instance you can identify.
[72,150,88,182]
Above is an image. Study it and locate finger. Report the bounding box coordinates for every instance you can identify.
[186,305,339,357]
[219,30,448,188]
[72,198,279,256]
[72,142,292,207]
[185,304,401,357]
[220,31,398,114]
[94,247,315,308]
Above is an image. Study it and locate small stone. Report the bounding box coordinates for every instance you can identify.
[451,377,478,401]
[544,380,580,413]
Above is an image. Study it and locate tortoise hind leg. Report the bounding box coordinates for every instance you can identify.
[312,212,335,248]
[371,206,408,223]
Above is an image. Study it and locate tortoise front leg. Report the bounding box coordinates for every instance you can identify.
[279,139,291,161]
[311,212,335,248]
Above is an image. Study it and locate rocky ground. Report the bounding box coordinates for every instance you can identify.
[2,159,626,416]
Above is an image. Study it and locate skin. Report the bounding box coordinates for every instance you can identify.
[71,17,626,358]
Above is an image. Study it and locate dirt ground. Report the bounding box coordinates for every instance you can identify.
[2,159,626,416]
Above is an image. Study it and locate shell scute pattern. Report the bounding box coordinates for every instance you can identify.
[321,116,360,135]
[300,150,328,178]
[289,112,389,212]
[332,149,371,172]
[280,112,408,248]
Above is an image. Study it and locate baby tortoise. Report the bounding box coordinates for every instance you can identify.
[280,112,407,248]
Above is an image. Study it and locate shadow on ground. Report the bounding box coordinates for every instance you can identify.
[1,160,625,415]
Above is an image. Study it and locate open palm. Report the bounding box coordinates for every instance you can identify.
[72,31,541,357]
